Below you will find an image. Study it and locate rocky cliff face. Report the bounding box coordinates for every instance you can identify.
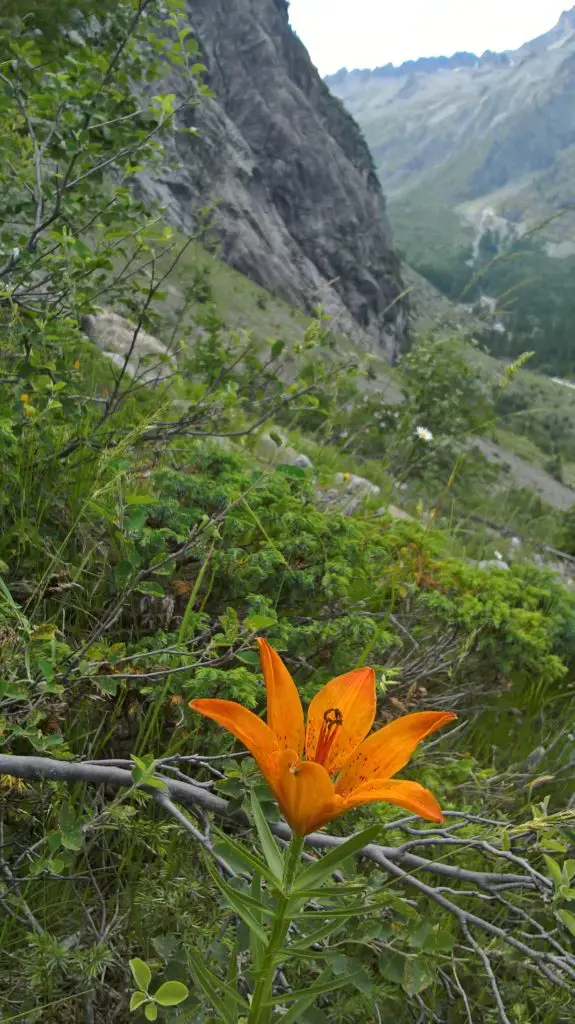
[137,0,407,358]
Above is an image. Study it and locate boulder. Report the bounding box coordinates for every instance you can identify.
[385,504,414,522]
[82,310,173,384]
[292,452,313,470]
[477,559,510,571]
[335,472,380,498]
[252,431,313,470]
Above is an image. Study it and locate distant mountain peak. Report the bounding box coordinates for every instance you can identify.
[515,5,575,56]
[325,6,575,85]
[559,6,575,26]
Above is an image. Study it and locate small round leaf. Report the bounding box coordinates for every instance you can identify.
[129,992,148,1012]
[129,958,151,992]
[144,1004,158,1022]
[153,980,189,1006]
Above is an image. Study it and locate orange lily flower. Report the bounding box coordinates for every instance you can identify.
[190,639,456,836]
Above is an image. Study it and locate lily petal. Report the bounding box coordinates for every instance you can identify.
[336,710,457,797]
[342,778,444,822]
[273,750,343,836]
[189,698,278,769]
[257,638,305,756]
[306,668,376,775]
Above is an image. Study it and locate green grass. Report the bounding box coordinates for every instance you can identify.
[167,241,312,343]
[95,217,575,513]
[493,426,549,464]
[151,235,575,513]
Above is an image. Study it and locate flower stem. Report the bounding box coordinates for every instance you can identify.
[247,833,305,1024]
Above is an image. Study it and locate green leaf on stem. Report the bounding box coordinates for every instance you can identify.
[544,854,563,888]
[212,830,282,890]
[188,949,248,1023]
[286,917,346,951]
[293,825,381,891]
[225,935,240,1023]
[291,897,388,920]
[289,884,365,900]
[385,893,420,921]
[558,908,575,937]
[274,991,319,1024]
[378,951,406,985]
[250,791,284,882]
[207,865,269,945]
[403,956,433,995]
[262,969,361,1006]
[249,870,266,972]
[58,801,83,851]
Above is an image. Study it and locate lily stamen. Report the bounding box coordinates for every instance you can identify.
[314,707,343,768]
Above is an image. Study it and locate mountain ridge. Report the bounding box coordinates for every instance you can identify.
[325,6,575,82]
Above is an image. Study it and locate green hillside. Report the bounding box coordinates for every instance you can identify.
[3,4,575,1024]
[153,233,575,503]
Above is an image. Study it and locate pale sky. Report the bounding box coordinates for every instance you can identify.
[288,1,571,75]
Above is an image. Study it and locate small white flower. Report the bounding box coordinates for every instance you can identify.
[415,426,433,442]
[494,550,503,561]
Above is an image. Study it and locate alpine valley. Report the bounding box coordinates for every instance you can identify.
[327,7,575,375]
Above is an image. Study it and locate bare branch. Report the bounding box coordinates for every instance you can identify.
[1,752,572,1009]
[451,957,474,1024]
[461,923,512,1024]
[154,793,236,877]
[0,753,554,893]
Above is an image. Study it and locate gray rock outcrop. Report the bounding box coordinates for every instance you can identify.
[253,430,313,470]
[334,472,381,498]
[477,559,510,571]
[136,0,407,359]
[82,310,173,383]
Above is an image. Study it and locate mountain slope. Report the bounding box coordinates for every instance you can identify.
[326,7,575,225]
[136,0,407,358]
[326,8,575,373]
